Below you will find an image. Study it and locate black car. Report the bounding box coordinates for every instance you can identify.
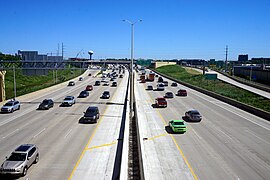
[101,91,110,99]
[185,110,202,122]
[146,85,153,90]
[38,99,54,110]
[171,82,178,87]
[112,82,117,87]
[94,81,101,86]
[158,77,163,82]
[163,81,168,86]
[68,81,75,86]
[78,90,89,98]
[82,106,100,123]
[164,92,174,98]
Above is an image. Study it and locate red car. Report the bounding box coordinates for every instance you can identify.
[155,97,167,108]
[86,85,93,91]
[177,89,187,96]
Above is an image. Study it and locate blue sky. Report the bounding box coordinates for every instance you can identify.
[1,0,270,60]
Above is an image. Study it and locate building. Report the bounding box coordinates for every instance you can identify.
[238,54,248,61]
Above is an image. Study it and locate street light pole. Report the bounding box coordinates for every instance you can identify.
[123,19,142,116]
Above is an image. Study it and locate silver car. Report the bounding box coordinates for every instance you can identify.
[0,144,39,177]
[1,100,20,113]
[185,110,202,122]
[61,96,76,106]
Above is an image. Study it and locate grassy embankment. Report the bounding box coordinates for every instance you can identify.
[156,65,270,113]
[5,69,82,100]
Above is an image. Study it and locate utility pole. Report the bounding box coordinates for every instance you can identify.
[62,43,64,60]
[225,45,228,72]
[13,65,17,99]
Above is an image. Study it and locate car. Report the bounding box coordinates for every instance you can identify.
[86,85,93,91]
[61,96,75,106]
[164,92,174,98]
[0,144,39,177]
[78,90,89,98]
[158,77,163,82]
[119,74,123,78]
[155,74,159,77]
[101,91,110,99]
[38,99,54,110]
[146,85,153,90]
[82,106,100,123]
[157,83,165,91]
[1,100,20,113]
[88,73,92,76]
[177,89,187,96]
[110,78,115,81]
[79,77,83,81]
[68,81,75,86]
[112,82,117,87]
[169,119,186,133]
[103,81,109,86]
[155,97,167,108]
[185,110,202,122]
[163,81,168,86]
[171,82,178,87]
[94,81,101,86]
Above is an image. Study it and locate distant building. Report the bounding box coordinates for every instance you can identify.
[238,54,248,61]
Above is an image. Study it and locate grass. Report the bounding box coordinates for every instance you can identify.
[156,65,270,113]
[4,68,83,100]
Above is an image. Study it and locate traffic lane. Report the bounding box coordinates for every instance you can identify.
[0,72,124,179]
[68,72,129,179]
[16,75,125,180]
[143,79,270,179]
[134,74,196,180]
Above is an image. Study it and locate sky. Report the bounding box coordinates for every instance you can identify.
[1,0,270,60]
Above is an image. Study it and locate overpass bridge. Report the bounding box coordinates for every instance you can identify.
[0,60,136,70]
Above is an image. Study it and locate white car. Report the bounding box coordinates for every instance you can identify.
[1,100,20,113]
[157,83,165,91]
[61,96,76,106]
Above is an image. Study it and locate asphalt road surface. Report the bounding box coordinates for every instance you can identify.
[135,72,270,180]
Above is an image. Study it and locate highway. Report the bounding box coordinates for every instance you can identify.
[0,68,270,180]
[0,69,129,180]
[135,72,270,180]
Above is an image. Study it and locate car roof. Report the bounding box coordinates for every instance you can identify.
[166,92,173,94]
[15,144,35,152]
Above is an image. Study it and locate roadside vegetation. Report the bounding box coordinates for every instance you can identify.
[5,69,82,100]
[156,65,270,113]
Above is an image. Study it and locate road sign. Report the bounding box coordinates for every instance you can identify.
[205,73,217,80]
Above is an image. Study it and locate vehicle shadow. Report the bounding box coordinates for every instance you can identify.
[165,125,185,134]
[0,174,19,180]
[78,117,96,124]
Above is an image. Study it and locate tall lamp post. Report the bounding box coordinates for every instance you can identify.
[123,19,142,116]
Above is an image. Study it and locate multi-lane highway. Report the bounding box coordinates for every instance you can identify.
[135,71,270,180]
[0,69,129,179]
[0,67,270,180]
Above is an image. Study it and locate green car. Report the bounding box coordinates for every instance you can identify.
[169,119,186,133]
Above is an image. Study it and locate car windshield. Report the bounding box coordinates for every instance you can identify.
[159,84,164,87]
[166,93,173,95]
[8,153,27,161]
[4,102,14,106]
[104,92,109,94]
[174,121,184,125]
[158,99,166,103]
[64,97,72,100]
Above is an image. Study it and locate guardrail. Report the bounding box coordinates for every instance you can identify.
[151,69,270,121]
